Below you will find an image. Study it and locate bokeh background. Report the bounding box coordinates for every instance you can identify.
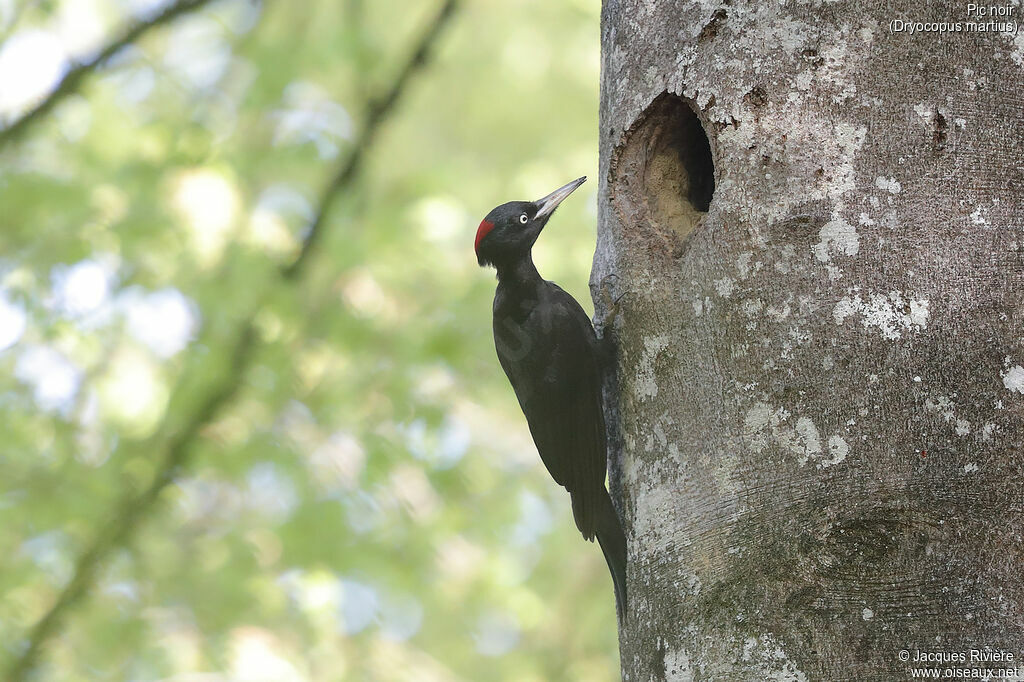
[0,0,615,679]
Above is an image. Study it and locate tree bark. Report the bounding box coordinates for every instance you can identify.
[594,1,1024,679]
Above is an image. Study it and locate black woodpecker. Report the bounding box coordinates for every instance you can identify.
[474,176,627,616]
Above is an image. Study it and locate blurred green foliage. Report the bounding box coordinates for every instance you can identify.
[0,0,615,679]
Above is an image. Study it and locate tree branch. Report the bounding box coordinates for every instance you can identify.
[5,327,257,681]
[283,0,459,279]
[4,1,458,678]
[0,0,218,151]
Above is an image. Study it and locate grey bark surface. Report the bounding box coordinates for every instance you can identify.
[592,1,1024,680]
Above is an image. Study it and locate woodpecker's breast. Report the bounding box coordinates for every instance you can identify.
[493,283,596,406]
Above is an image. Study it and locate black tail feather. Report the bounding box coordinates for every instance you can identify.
[594,487,627,618]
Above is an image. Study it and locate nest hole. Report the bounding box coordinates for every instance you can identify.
[611,92,715,250]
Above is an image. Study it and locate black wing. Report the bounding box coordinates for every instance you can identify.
[493,282,607,537]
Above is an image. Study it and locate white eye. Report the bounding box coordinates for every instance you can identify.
[519,213,528,224]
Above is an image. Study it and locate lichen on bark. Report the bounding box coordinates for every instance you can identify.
[594,1,1024,680]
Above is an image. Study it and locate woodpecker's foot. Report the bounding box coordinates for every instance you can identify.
[595,273,624,362]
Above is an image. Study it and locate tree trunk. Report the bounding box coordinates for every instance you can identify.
[593,1,1024,679]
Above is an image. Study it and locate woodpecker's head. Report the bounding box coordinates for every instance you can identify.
[474,176,586,268]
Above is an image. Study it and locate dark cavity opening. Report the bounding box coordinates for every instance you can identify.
[655,93,714,213]
[610,92,715,249]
